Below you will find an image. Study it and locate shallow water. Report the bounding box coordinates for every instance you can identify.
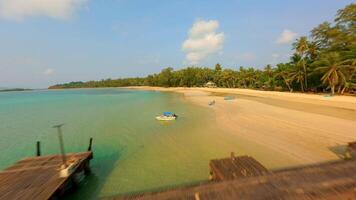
[0,89,296,199]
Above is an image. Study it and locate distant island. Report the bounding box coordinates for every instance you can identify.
[0,88,32,92]
[49,4,355,95]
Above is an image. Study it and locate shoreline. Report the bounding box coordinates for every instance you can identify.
[125,86,356,165]
[124,86,356,110]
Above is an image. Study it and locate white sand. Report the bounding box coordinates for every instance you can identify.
[126,86,356,165]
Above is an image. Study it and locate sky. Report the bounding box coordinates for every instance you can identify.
[0,0,354,88]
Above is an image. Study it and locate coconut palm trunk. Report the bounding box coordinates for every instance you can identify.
[303,62,308,90]
[285,81,292,92]
[341,87,346,94]
[300,81,304,92]
[330,82,335,95]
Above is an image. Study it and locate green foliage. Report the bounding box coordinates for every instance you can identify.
[215,63,222,71]
[49,4,356,95]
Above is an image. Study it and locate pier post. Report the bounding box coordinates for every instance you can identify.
[88,137,93,151]
[230,152,235,160]
[53,124,67,168]
[36,141,41,156]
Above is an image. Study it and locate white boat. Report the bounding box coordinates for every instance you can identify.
[156,115,176,121]
[156,112,177,121]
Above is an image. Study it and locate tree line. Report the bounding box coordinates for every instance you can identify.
[49,4,356,95]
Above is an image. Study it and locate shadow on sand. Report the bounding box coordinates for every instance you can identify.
[328,144,356,159]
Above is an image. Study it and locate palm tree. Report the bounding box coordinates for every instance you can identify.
[294,36,309,56]
[275,63,293,92]
[263,64,275,89]
[264,64,274,76]
[290,54,306,92]
[289,68,305,92]
[293,36,310,90]
[307,42,319,60]
[340,59,356,94]
[314,52,356,95]
[238,67,248,88]
[246,68,257,88]
[275,71,293,92]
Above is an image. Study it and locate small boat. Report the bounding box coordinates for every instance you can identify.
[156,112,178,121]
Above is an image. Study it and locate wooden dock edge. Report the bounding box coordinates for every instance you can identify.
[107,155,356,200]
[0,138,94,200]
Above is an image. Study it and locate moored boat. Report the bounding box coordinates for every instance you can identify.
[156,112,178,121]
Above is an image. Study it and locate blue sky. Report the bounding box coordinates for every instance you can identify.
[0,0,354,88]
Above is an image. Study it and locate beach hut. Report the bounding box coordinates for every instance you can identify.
[205,81,217,88]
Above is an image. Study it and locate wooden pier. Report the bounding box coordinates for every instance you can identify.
[0,139,94,200]
[111,154,356,200]
[209,153,270,181]
[0,152,93,200]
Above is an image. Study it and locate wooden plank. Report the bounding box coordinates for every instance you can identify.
[0,151,93,200]
[209,155,270,181]
[111,159,356,200]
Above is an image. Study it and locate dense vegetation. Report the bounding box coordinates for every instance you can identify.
[50,4,356,95]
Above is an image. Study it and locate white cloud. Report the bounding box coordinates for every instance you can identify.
[276,29,297,44]
[182,20,224,65]
[43,68,54,75]
[0,0,88,21]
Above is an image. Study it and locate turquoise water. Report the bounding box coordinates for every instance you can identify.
[0,89,294,199]
[0,89,231,198]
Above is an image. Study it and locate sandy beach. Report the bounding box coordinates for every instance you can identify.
[127,86,356,166]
